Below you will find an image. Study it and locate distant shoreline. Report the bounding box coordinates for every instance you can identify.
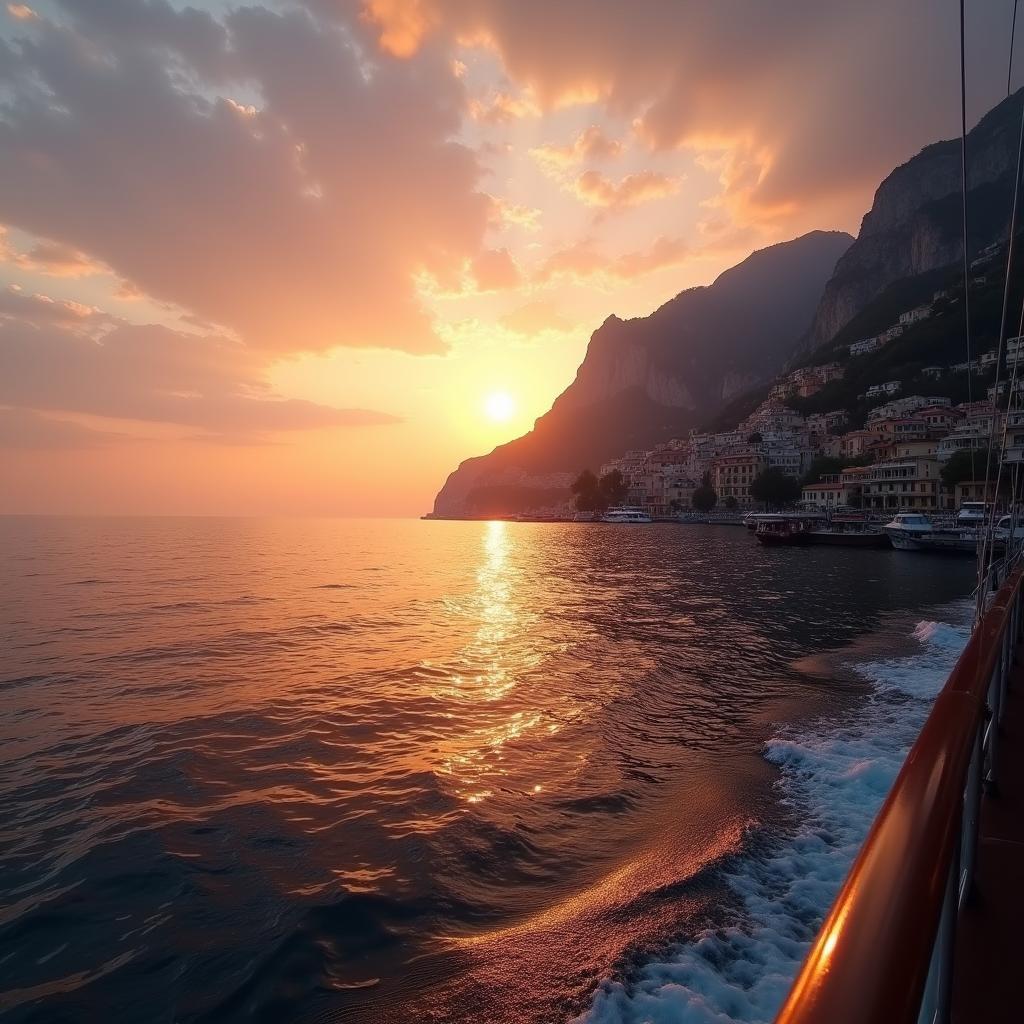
[421,513,749,526]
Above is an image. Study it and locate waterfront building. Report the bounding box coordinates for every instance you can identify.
[921,365,944,379]
[840,465,871,506]
[862,455,943,512]
[800,474,854,510]
[713,452,766,507]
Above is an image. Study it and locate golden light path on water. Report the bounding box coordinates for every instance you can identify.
[436,522,555,807]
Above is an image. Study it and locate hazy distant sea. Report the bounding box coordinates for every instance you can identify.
[0,517,973,1023]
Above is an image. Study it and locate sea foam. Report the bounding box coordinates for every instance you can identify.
[577,612,970,1024]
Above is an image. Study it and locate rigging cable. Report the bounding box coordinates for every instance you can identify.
[1011,0,1020,97]
[960,0,976,500]
[976,0,1024,611]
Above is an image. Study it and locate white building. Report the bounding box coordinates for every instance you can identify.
[850,337,883,357]
[899,305,932,327]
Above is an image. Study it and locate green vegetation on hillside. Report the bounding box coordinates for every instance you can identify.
[571,468,629,512]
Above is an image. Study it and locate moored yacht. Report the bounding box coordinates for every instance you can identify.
[601,506,653,523]
[882,511,934,550]
[956,501,989,527]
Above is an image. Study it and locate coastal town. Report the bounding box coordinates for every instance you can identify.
[594,289,1023,520]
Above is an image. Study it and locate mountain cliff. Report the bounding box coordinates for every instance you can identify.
[806,88,1024,351]
[432,230,853,516]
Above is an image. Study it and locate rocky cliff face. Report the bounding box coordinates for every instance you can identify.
[807,89,1024,350]
[432,230,853,516]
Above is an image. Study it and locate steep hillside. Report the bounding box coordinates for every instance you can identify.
[806,89,1024,350]
[432,230,852,516]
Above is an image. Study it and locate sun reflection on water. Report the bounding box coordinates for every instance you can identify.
[434,521,553,805]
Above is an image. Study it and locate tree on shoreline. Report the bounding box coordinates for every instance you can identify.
[692,473,717,512]
[939,447,1009,494]
[598,469,628,507]
[750,468,801,508]
[571,468,630,511]
[571,469,600,511]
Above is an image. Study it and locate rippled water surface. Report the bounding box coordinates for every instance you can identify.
[0,518,974,1023]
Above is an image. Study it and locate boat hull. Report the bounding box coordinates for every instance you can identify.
[807,531,889,547]
[915,531,978,555]
[756,531,810,546]
[885,530,929,551]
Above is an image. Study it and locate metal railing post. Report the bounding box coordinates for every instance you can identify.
[961,722,983,903]
[918,850,960,1024]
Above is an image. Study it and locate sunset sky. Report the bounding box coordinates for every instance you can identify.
[0,0,1014,516]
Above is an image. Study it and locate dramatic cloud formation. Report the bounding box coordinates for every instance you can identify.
[1,229,104,278]
[362,0,1011,227]
[0,1,492,354]
[530,125,623,171]
[0,311,400,441]
[570,169,681,210]
[488,196,542,231]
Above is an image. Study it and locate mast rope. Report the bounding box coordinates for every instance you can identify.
[976,0,1024,611]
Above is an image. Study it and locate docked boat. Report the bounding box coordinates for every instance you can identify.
[601,506,653,523]
[956,501,989,527]
[806,515,889,547]
[755,518,810,545]
[994,514,1024,543]
[882,512,934,550]
[744,510,825,531]
[915,528,979,556]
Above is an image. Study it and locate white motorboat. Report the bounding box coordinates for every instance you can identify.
[883,512,934,550]
[956,502,989,527]
[602,506,653,523]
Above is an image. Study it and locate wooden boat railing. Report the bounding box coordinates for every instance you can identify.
[774,562,1023,1024]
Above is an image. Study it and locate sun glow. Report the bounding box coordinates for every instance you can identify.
[483,391,516,422]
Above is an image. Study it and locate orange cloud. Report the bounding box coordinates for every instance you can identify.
[6,3,37,20]
[0,4,493,356]
[570,169,681,210]
[1,228,105,278]
[488,195,542,232]
[468,89,540,124]
[530,125,623,171]
[361,0,437,58]
[0,310,401,441]
[358,1,1011,240]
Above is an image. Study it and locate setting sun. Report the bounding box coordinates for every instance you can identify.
[483,391,517,422]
